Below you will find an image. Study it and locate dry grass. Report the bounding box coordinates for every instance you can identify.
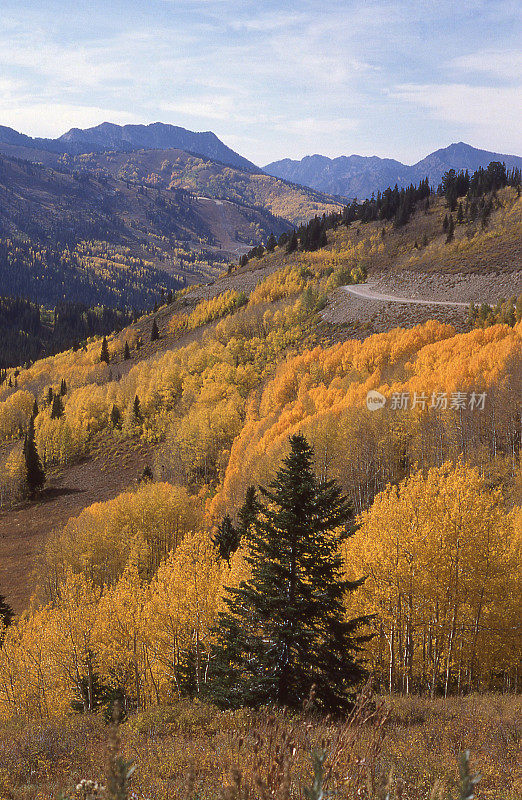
[0,693,519,800]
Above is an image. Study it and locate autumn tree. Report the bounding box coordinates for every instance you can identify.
[208,434,370,714]
[24,415,45,498]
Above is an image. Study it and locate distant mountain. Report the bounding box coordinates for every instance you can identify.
[264,143,522,199]
[0,122,258,172]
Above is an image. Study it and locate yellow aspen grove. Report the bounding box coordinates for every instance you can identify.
[145,530,224,699]
[343,462,518,694]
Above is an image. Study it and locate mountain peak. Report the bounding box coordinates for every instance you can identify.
[265,143,522,199]
[0,121,258,172]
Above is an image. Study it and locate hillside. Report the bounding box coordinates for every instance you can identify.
[0,182,520,611]
[265,142,522,198]
[0,151,293,307]
[55,148,345,226]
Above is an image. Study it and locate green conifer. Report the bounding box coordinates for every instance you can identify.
[24,416,45,498]
[207,434,371,714]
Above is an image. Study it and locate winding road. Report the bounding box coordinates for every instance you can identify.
[344,283,470,308]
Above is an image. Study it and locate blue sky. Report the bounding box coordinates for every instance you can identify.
[0,0,520,165]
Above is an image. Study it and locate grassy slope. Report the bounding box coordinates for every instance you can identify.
[0,189,520,610]
[0,693,519,799]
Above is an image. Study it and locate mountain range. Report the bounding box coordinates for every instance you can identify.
[0,121,258,172]
[264,143,522,200]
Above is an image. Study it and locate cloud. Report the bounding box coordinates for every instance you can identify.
[390,83,522,152]
[276,117,359,135]
[0,104,141,138]
[451,49,522,82]
[161,96,235,121]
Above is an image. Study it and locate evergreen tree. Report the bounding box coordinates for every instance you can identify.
[0,593,13,645]
[139,465,153,483]
[110,404,121,429]
[286,230,298,254]
[47,386,54,405]
[456,202,464,224]
[446,214,455,243]
[50,394,64,419]
[207,434,371,714]
[151,319,160,341]
[32,398,39,418]
[123,341,131,360]
[60,378,67,396]
[0,594,13,629]
[133,395,142,420]
[236,485,259,540]
[212,514,240,565]
[266,233,277,252]
[24,416,45,498]
[100,336,110,364]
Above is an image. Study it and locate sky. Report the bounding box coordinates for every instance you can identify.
[0,0,520,166]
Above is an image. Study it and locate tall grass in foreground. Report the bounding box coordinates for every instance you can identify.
[0,690,518,800]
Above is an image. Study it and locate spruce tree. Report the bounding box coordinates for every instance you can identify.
[286,230,298,254]
[207,434,371,714]
[446,214,455,242]
[0,594,13,629]
[151,319,160,341]
[133,395,142,420]
[212,514,240,565]
[0,593,13,645]
[32,398,39,418]
[24,416,45,498]
[110,404,121,429]
[123,341,131,360]
[60,378,67,396]
[50,394,64,419]
[236,485,259,540]
[100,337,110,364]
[266,233,277,252]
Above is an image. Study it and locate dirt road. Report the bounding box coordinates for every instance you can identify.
[344,283,470,307]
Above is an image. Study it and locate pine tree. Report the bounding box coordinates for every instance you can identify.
[151,319,160,341]
[50,394,64,419]
[133,395,142,420]
[100,337,110,364]
[212,514,240,565]
[286,230,298,254]
[110,404,121,429]
[236,485,259,540]
[123,341,131,360]
[24,416,45,498]
[32,398,39,418]
[456,202,464,224]
[0,593,13,645]
[266,233,277,252]
[47,386,54,405]
[207,434,371,714]
[0,594,13,629]
[446,214,455,242]
[60,378,67,396]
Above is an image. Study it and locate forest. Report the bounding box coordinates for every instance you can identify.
[0,161,519,800]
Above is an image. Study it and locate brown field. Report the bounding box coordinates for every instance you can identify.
[0,693,519,800]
